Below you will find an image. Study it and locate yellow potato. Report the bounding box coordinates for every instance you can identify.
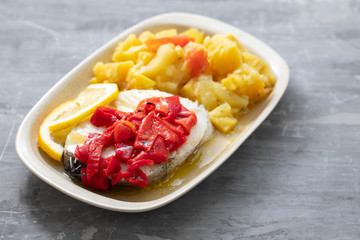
[181,28,205,44]
[126,68,156,90]
[92,62,107,81]
[210,116,238,133]
[204,34,242,76]
[92,61,134,86]
[141,44,179,79]
[260,64,276,87]
[155,29,178,38]
[209,102,232,118]
[155,80,179,94]
[112,44,149,63]
[211,82,249,108]
[198,75,218,110]
[138,31,155,42]
[209,102,238,133]
[222,65,266,103]
[154,61,189,94]
[137,51,155,66]
[112,34,142,62]
[225,34,246,52]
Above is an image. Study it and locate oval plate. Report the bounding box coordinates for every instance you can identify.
[15,12,289,212]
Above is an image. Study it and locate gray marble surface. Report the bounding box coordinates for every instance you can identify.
[1,0,360,239]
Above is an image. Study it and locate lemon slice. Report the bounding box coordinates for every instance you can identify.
[49,83,119,132]
[37,101,77,161]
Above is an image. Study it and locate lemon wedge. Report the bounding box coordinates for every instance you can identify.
[49,83,119,132]
[37,101,77,161]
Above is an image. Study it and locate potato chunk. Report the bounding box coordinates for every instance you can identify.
[204,34,242,76]
[211,82,248,109]
[209,103,238,133]
[112,34,143,62]
[90,61,134,88]
[182,28,205,44]
[126,68,156,90]
[155,29,178,38]
[141,44,180,79]
[180,78,200,102]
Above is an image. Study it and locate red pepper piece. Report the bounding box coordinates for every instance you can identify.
[115,141,134,162]
[91,106,128,127]
[174,114,197,135]
[145,35,194,52]
[124,168,148,187]
[135,111,184,152]
[131,136,168,164]
[106,155,120,176]
[114,121,136,143]
[85,134,106,181]
[105,155,122,185]
[81,157,109,190]
[185,48,209,78]
[75,133,101,165]
[128,159,154,172]
[162,95,182,122]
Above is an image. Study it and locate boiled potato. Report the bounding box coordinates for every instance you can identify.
[155,81,179,94]
[141,44,180,79]
[126,68,156,90]
[138,31,155,42]
[209,102,232,118]
[260,64,276,87]
[180,75,218,110]
[209,103,238,133]
[210,116,238,133]
[198,75,218,110]
[155,29,178,38]
[137,51,155,67]
[204,34,242,76]
[112,44,149,63]
[181,28,204,44]
[211,81,248,109]
[180,78,200,102]
[112,34,142,62]
[155,61,189,94]
[222,65,266,103]
[91,61,134,86]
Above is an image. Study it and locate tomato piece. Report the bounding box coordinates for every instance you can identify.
[145,35,194,52]
[186,48,209,78]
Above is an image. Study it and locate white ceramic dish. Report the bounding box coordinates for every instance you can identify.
[15,12,289,212]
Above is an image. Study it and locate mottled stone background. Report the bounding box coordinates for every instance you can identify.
[1,0,360,239]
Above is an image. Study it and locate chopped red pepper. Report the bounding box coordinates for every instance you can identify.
[145,35,194,52]
[74,95,197,190]
[114,121,135,143]
[185,48,209,78]
[91,106,127,127]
